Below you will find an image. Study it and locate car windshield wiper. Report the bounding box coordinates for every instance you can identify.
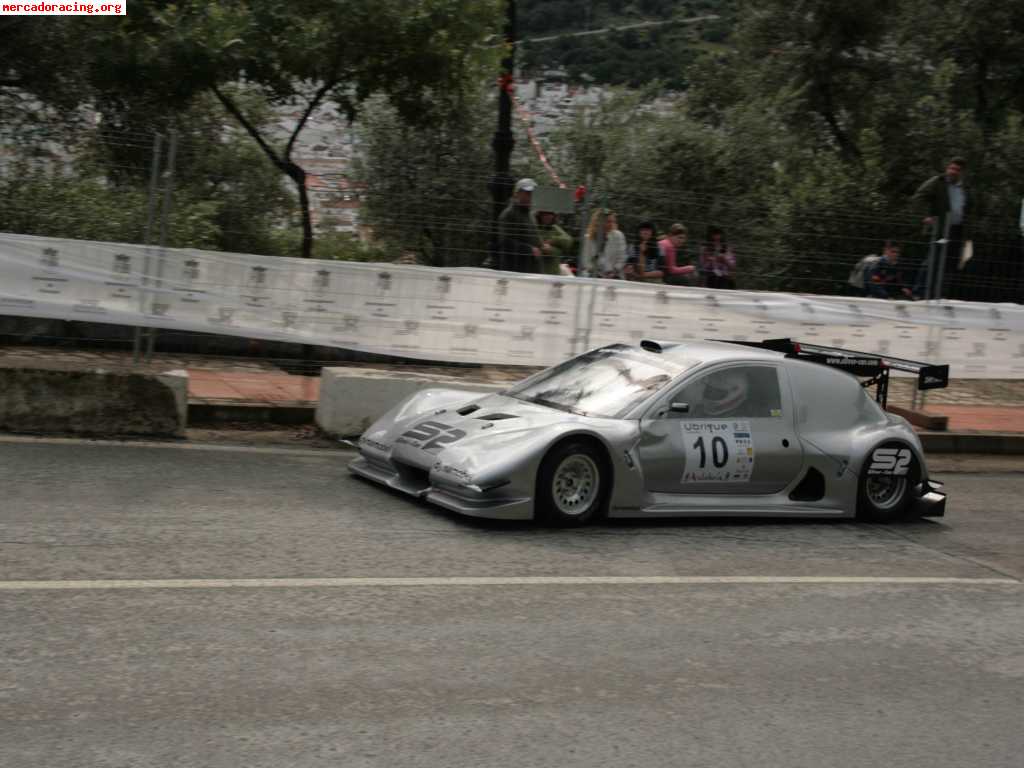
[521,395,589,417]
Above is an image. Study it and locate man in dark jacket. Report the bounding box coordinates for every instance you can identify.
[912,156,970,299]
[497,178,543,273]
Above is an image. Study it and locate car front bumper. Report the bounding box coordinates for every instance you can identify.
[348,455,534,521]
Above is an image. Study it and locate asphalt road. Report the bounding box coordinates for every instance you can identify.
[2,438,1022,768]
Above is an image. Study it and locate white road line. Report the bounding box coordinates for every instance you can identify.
[0,576,1018,591]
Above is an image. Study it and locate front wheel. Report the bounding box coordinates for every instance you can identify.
[536,441,607,526]
[857,442,920,523]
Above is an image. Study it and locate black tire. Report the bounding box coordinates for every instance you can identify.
[535,440,608,526]
[857,441,920,523]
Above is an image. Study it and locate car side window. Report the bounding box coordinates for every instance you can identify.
[664,365,783,419]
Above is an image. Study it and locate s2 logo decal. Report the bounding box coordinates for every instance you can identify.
[868,447,912,475]
[399,421,467,451]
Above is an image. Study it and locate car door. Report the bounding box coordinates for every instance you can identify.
[635,363,804,495]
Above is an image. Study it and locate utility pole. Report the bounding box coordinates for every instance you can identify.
[488,0,516,268]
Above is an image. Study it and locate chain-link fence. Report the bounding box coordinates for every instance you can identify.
[2,129,1022,372]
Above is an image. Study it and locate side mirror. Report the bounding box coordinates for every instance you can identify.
[669,401,690,414]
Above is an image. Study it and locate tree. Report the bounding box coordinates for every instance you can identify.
[894,0,1024,134]
[355,88,494,267]
[737,0,895,163]
[0,17,98,111]
[0,18,109,151]
[0,93,294,254]
[102,0,503,258]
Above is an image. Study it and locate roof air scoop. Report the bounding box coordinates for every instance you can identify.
[641,339,679,354]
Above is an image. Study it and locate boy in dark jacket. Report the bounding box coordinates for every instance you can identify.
[865,241,912,299]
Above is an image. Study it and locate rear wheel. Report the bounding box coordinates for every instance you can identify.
[536,441,607,526]
[857,442,919,522]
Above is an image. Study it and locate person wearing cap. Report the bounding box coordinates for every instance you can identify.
[498,178,544,273]
[534,208,574,276]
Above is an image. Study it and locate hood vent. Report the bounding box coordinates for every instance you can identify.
[457,404,480,416]
[477,413,518,421]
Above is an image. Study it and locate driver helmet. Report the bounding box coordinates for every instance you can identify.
[701,370,749,416]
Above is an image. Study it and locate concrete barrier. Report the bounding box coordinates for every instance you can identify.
[316,367,507,437]
[887,405,949,431]
[919,431,1024,454]
[0,367,188,437]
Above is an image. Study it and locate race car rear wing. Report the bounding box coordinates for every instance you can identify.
[723,338,949,409]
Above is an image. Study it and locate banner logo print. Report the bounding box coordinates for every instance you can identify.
[182,260,200,283]
[249,266,267,286]
[40,247,60,269]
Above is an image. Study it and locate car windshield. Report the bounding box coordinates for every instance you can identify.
[508,344,696,418]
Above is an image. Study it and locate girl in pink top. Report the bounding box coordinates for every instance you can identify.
[657,223,697,286]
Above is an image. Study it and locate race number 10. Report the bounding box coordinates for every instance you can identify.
[692,436,729,469]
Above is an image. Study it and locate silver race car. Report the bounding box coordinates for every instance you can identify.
[349,338,948,525]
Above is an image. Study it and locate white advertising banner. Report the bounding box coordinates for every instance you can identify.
[2,232,1023,377]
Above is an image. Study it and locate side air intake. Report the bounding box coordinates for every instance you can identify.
[789,467,826,502]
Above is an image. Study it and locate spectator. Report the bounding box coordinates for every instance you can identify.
[658,223,698,286]
[580,209,602,277]
[581,209,628,278]
[700,226,737,289]
[626,220,663,282]
[864,241,912,300]
[534,208,574,276]
[912,156,971,299]
[497,178,543,273]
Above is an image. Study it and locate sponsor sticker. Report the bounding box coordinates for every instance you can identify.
[396,420,467,451]
[680,420,755,483]
[868,447,912,476]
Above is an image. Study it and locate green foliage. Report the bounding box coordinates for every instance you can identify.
[0,93,293,254]
[267,228,391,262]
[2,1,503,260]
[354,89,495,267]
[0,17,101,114]
[0,165,222,249]
[518,0,739,87]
